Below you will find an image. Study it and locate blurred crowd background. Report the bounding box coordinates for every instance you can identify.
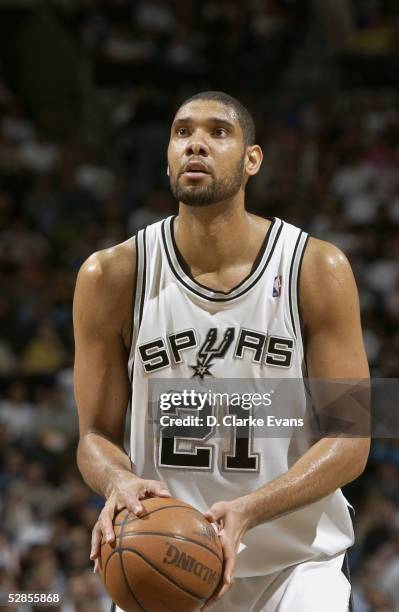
[0,0,398,610]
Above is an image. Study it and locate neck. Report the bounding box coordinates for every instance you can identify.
[174,195,254,272]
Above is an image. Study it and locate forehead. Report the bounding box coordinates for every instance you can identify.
[173,99,239,126]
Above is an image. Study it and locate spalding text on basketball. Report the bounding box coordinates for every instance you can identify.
[162,542,219,586]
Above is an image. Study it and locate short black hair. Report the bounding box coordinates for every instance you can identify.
[177,91,256,147]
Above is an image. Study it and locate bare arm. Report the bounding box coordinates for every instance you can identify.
[205,238,370,604]
[74,243,134,497]
[73,241,170,558]
[239,237,370,528]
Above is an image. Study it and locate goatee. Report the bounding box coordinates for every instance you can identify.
[170,157,244,206]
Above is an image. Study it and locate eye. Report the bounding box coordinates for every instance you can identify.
[176,127,188,136]
[213,127,227,137]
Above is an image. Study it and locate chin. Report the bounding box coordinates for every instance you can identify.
[180,197,215,207]
[176,186,216,207]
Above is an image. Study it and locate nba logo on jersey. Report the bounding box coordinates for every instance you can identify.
[273,275,282,297]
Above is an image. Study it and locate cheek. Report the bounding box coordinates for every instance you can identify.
[217,153,242,177]
[167,144,182,175]
[166,155,176,177]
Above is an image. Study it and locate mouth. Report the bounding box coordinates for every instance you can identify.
[183,172,209,180]
[181,161,211,180]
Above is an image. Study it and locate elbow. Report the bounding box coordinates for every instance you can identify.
[348,437,370,481]
[76,431,92,476]
[76,436,85,476]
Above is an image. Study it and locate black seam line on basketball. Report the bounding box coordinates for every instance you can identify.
[117,550,148,612]
[107,546,207,603]
[288,230,302,339]
[127,234,139,382]
[138,227,147,328]
[161,218,283,303]
[115,508,131,572]
[168,215,277,296]
[166,215,278,298]
[113,504,196,526]
[297,233,309,364]
[105,507,216,546]
[119,503,148,612]
[104,516,143,607]
[116,531,223,565]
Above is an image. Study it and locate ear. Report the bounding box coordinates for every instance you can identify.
[245,145,263,177]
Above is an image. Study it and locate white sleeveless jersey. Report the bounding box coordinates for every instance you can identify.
[127,216,354,577]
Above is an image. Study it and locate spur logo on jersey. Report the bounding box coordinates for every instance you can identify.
[190,328,234,378]
[138,327,295,376]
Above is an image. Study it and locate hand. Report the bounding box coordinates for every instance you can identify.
[91,473,171,571]
[201,498,249,609]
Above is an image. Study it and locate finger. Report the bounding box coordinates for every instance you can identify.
[202,577,232,610]
[219,533,236,586]
[205,502,226,524]
[201,595,216,610]
[146,481,172,498]
[121,492,145,516]
[211,530,235,602]
[215,579,234,600]
[201,594,216,610]
[222,555,235,589]
[99,505,116,543]
[90,523,102,560]
[207,571,234,606]
[203,513,221,537]
[202,547,230,608]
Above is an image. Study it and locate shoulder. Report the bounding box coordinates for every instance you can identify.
[76,237,136,294]
[74,238,136,341]
[301,236,352,282]
[299,236,359,328]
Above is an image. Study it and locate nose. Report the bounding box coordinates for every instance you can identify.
[185,136,209,157]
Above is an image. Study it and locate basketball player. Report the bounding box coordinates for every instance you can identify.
[73,91,370,611]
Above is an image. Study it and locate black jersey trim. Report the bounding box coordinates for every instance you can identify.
[138,227,147,327]
[128,235,139,352]
[127,235,139,384]
[342,552,354,611]
[161,217,283,303]
[288,231,302,338]
[297,234,310,368]
[170,215,276,295]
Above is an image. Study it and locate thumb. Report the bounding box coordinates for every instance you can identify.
[204,509,217,523]
[205,501,227,523]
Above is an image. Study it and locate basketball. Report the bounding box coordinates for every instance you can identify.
[98,497,223,611]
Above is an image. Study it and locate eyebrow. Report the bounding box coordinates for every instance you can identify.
[172,116,236,130]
